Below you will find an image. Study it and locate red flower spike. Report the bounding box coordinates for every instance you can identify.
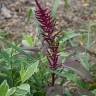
[35,0,59,86]
[35,0,55,34]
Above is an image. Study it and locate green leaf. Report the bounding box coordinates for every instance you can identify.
[51,0,60,18]
[63,70,78,81]
[91,89,96,95]
[20,61,39,83]
[13,84,30,96]
[17,84,30,93]
[27,8,33,22]
[59,32,80,44]
[23,35,34,47]
[76,80,88,88]
[7,87,16,96]
[0,80,9,96]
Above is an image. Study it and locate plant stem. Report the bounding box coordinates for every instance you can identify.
[51,72,55,86]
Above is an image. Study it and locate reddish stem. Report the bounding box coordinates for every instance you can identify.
[51,72,55,86]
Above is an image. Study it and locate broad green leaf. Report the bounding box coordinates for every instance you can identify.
[20,61,39,83]
[17,84,30,93]
[7,87,16,96]
[22,34,39,48]
[22,35,34,47]
[25,36,33,46]
[59,32,80,44]
[13,84,30,96]
[0,80,9,96]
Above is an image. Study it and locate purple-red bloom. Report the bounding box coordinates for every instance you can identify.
[35,0,59,70]
[35,0,55,34]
